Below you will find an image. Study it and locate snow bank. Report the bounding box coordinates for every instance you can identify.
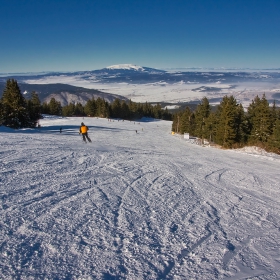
[232,146,280,161]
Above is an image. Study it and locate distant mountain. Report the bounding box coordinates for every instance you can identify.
[3,64,279,88]
[1,64,280,106]
[77,64,166,83]
[104,64,165,73]
[0,82,128,106]
[105,64,145,71]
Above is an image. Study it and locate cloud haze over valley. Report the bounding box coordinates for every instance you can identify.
[1,64,280,107]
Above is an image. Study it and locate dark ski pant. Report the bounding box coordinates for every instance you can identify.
[82,133,91,143]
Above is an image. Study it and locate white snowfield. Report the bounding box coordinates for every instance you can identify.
[1,116,280,280]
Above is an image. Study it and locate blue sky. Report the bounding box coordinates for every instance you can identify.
[1,0,280,73]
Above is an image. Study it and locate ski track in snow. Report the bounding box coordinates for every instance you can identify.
[1,116,280,279]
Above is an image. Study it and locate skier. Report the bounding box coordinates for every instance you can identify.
[79,122,92,143]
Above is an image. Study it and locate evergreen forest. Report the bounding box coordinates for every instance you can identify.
[172,96,280,154]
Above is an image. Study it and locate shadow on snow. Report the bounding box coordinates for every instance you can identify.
[0,125,137,135]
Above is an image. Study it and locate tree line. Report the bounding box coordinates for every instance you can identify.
[172,95,280,154]
[0,79,172,129]
[42,96,172,121]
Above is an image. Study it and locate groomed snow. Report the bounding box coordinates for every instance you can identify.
[1,116,280,279]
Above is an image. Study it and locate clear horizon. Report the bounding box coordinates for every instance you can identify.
[1,64,280,76]
[1,0,280,73]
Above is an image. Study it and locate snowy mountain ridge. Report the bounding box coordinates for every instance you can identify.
[0,82,129,107]
[105,64,145,71]
[103,64,165,74]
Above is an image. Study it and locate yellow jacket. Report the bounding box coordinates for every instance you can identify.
[80,125,88,134]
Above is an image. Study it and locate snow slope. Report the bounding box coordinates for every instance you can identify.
[1,117,280,279]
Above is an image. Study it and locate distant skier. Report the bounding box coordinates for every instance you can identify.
[79,122,92,143]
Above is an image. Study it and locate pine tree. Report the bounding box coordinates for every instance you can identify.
[48,98,62,116]
[0,79,30,128]
[84,98,97,117]
[180,107,192,134]
[136,102,144,118]
[100,99,110,118]
[128,100,138,118]
[247,94,272,144]
[74,102,85,116]
[215,95,242,148]
[0,99,3,125]
[120,101,130,119]
[62,103,75,116]
[111,98,122,118]
[235,103,249,145]
[267,104,280,153]
[143,102,152,117]
[268,119,280,153]
[42,102,50,114]
[172,112,181,133]
[194,97,210,139]
[189,112,196,136]
[162,107,171,120]
[27,91,42,126]
[270,100,277,125]
[204,112,217,143]
[153,104,162,119]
